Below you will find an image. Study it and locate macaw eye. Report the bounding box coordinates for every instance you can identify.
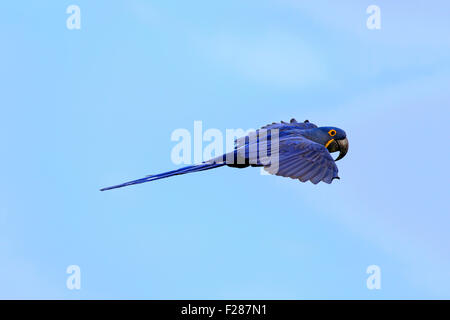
[328,129,336,136]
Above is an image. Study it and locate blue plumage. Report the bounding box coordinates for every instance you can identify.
[100,163,224,191]
[100,119,348,191]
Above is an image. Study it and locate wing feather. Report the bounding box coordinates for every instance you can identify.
[263,136,339,184]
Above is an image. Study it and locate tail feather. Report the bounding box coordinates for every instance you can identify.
[100,163,224,191]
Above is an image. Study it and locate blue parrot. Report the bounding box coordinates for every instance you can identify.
[100,119,348,191]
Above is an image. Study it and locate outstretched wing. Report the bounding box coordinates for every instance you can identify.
[264,135,339,184]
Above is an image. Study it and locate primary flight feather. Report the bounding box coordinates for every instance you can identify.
[100,119,348,191]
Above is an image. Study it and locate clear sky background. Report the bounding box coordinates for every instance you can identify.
[0,1,449,299]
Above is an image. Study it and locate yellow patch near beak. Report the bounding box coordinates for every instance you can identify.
[325,139,334,148]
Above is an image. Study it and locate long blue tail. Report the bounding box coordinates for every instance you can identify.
[100,163,225,191]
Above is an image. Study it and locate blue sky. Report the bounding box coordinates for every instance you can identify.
[0,1,449,299]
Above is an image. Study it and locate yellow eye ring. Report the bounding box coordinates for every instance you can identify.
[328,129,336,136]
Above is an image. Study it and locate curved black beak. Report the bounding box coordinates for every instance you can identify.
[326,137,349,161]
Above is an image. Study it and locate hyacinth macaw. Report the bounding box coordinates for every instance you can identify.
[100,119,348,191]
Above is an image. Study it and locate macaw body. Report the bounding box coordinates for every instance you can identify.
[100,119,348,191]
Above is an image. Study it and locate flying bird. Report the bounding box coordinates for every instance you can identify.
[100,119,348,191]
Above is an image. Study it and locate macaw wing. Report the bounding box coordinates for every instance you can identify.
[261,118,318,130]
[264,136,339,184]
[235,119,317,149]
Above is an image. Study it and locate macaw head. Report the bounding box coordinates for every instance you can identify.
[304,126,349,161]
